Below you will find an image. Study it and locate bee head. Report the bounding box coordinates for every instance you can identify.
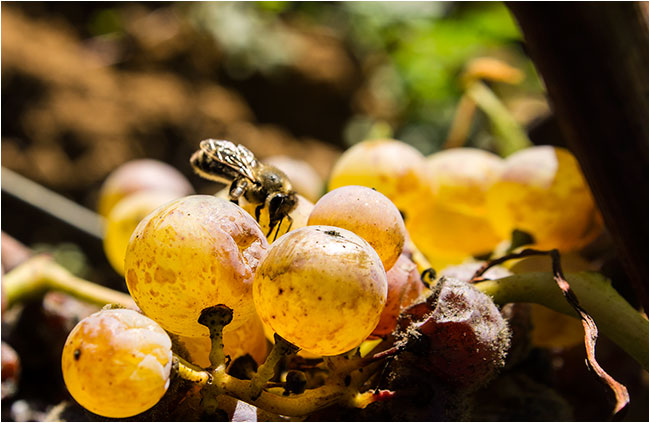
[268,191,298,222]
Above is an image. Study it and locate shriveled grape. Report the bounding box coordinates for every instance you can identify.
[308,185,406,270]
[486,146,603,251]
[254,226,387,356]
[371,253,425,338]
[124,195,269,338]
[103,191,181,275]
[328,139,426,210]
[97,159,193,217]
[61,309,172,418]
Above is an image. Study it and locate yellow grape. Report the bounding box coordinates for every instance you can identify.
[370,253,425,338]
[405,201,503,264]
[254,226,387,356]
[61,309,172,418]
[486,146,603,251]
[308,185,406,271]
[178,314,269,367]
[97,159,193,217]
[103,191,181,275]
[264,155,324,203]
[423,148,504,217]
[124,195,269,338]
[328,139,426,210]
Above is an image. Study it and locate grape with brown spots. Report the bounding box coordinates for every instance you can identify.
[253,226,387,356]
[61,308,172,418]
[308,185,406,271]
[124,195,269,338]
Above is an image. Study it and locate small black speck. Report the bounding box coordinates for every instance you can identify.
[279,288,284,295]
[344,375,351,386]
[318,296,322,301]
[74,349,81,360]
[324,230,341,237]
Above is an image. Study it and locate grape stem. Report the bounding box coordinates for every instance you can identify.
[475,270,649,371]
[3,255,134,309]
[248,334,299,400]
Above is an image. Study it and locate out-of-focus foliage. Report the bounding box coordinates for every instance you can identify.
[184,2,544,154]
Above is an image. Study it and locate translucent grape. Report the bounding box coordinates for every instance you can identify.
[177,314,269,368]
[403,148,504,264]
[124,195,269,338]
[370,253,425,338]
[103,191,181,275]
[61,308,172,418]
[97,159,194,217]
[254,226,387,356]
[486,146,603,251]
[327,139,426,210]
[308,185,406,270]
[423,148,504,217]
[264,155,324,203]
[405,201,503,264]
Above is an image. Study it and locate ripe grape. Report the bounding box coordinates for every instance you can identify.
[403,148,504,263]
[308,185,406,270]
[97,159,194,217]
[178,314,269,368]
[239,194,314,243]
[422,148,504,217]
[371,253,425,338]
[264,155,324,203]
[103,191,181,275]
[405,201,503,264]
[124,195,269,338]
[253,226,387,356]
[61,309,172,418]
[327,139,426,210]
[486,146,603,251]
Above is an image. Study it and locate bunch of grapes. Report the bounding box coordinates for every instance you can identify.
[58,137,604,419]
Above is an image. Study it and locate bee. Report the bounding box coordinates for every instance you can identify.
[190,139,298,239]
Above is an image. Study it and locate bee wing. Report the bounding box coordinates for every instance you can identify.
[199,139,258,181]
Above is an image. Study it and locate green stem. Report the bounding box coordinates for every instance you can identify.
[475,271,648,370]
[465,80,532,156]
[3,255,134,309]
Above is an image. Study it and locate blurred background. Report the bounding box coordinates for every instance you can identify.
[1,1,547,283]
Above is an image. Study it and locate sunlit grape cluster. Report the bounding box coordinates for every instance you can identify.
[61,138,601,418]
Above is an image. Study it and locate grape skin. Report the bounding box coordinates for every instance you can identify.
[422,148,504,217]
[103,191,181,275]
[253,226,387,356]
[61,309,172,418]
[403,148,504,263]
[486,146,603,251]
[328,139,426,210]
[97,159,193,217]
[308,185,406,271]
[124,195,269,338]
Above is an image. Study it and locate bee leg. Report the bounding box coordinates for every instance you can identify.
[229,179,248,204]
[254,204,265,223]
